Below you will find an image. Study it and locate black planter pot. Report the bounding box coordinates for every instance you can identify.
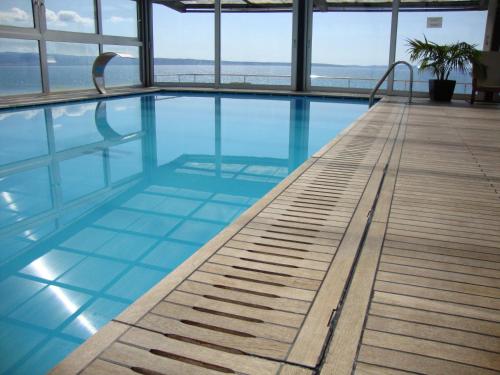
[428,79,456,102]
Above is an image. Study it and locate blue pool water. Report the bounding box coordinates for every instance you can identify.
[0,92,367,374]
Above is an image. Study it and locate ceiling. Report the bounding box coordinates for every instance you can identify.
[154,0,488,12]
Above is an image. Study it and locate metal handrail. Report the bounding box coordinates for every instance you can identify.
[368,61,413,108]
[154,73,472,94]
[153,73,474,93]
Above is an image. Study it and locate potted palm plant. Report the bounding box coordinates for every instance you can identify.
[407,37,481,101]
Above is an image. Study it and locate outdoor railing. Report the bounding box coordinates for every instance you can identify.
[154,73,472,94]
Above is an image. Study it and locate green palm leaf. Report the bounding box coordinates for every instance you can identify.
[406,37,480,81]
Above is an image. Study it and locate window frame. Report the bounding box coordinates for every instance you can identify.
[0,0,144,95]
[0,0,493,96]
[151,0,296,91]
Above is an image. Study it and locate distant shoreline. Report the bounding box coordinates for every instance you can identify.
[0,52,393,68]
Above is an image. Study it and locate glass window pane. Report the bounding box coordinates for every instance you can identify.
[60,153,105,202]
[46,42,98,91]
[101,0,138,37]
[103,97,143,134]
[44,0,95,33]
[0,167,52,228]
[0,38,42,96]
[311,10,391,90]
[102,45,141,87]
[395,10,487,93]
[110,140,143,183]
[154,96,215,166]
[0,0,34,28]
[221,98,290,157]
[52,102,101,151]
[153,1,214,84]
[0,108,48,165]
[221,9,292,87]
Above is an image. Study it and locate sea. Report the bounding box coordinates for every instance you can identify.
[0,63,472,96]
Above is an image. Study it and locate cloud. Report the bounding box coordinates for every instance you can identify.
[0,110,42,122]
[0,7,30,25]
[108,16,134,24]
[45,9,94,28]
[52,104,96,120]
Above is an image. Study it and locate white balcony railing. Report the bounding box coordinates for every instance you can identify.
[153,73,472,94]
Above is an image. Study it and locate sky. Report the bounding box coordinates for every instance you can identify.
[152,4,487,65]
[0,0,488,66]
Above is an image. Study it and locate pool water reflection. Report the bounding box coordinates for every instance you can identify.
[0,92,366,374]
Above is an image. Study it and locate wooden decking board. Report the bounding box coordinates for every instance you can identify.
[362,329,500,371]
[384,234,500,255]
[354,362,414,375]
[382,240,500,262]
[387,218,500,236]
[52,99,500,375]
[357,345,499,375]
[379,254,500,279]
[381,247,500,270]
[373,291,500,322]
[374,280,500,311]
[377,262,500,289]
[389,211,500,228]
[365,314,500,353]
[369,302,500,338]
[377,271,500,300]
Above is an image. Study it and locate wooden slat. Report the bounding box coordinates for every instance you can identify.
[365,315,500,353]
[136,313,291,359]
[369,302,500,337]
[362,330,500,371]
[357,345,499,375]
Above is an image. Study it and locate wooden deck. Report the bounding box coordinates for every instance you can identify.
[51,98,500,375]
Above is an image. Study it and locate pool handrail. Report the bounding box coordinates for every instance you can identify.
[369,61,413,108]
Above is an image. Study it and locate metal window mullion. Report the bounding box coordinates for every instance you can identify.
[215,96,221,176]
[304,0,313,92]
[33,0,41,30]
[96,0,103,54]
[103,148,111,187]
[215,0,221,88]
[140,0,153,87]
[0,26,42,39]
[44,109,63,227]
[141,96,157,177]
[39,38,50,93]
[483,0,498,51]
[291,0,299,90]
[36,0,50,93]
[42,31,142,46]
[387,0,400,95]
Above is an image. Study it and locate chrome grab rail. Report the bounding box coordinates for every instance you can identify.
[368,61,413,108]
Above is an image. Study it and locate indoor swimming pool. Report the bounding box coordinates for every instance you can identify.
[0,92,367,374]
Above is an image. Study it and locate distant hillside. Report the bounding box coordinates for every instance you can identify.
[0,52,392,68]
[0,52,41,66]
[154,57,389,68]
[0,52,138,66]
